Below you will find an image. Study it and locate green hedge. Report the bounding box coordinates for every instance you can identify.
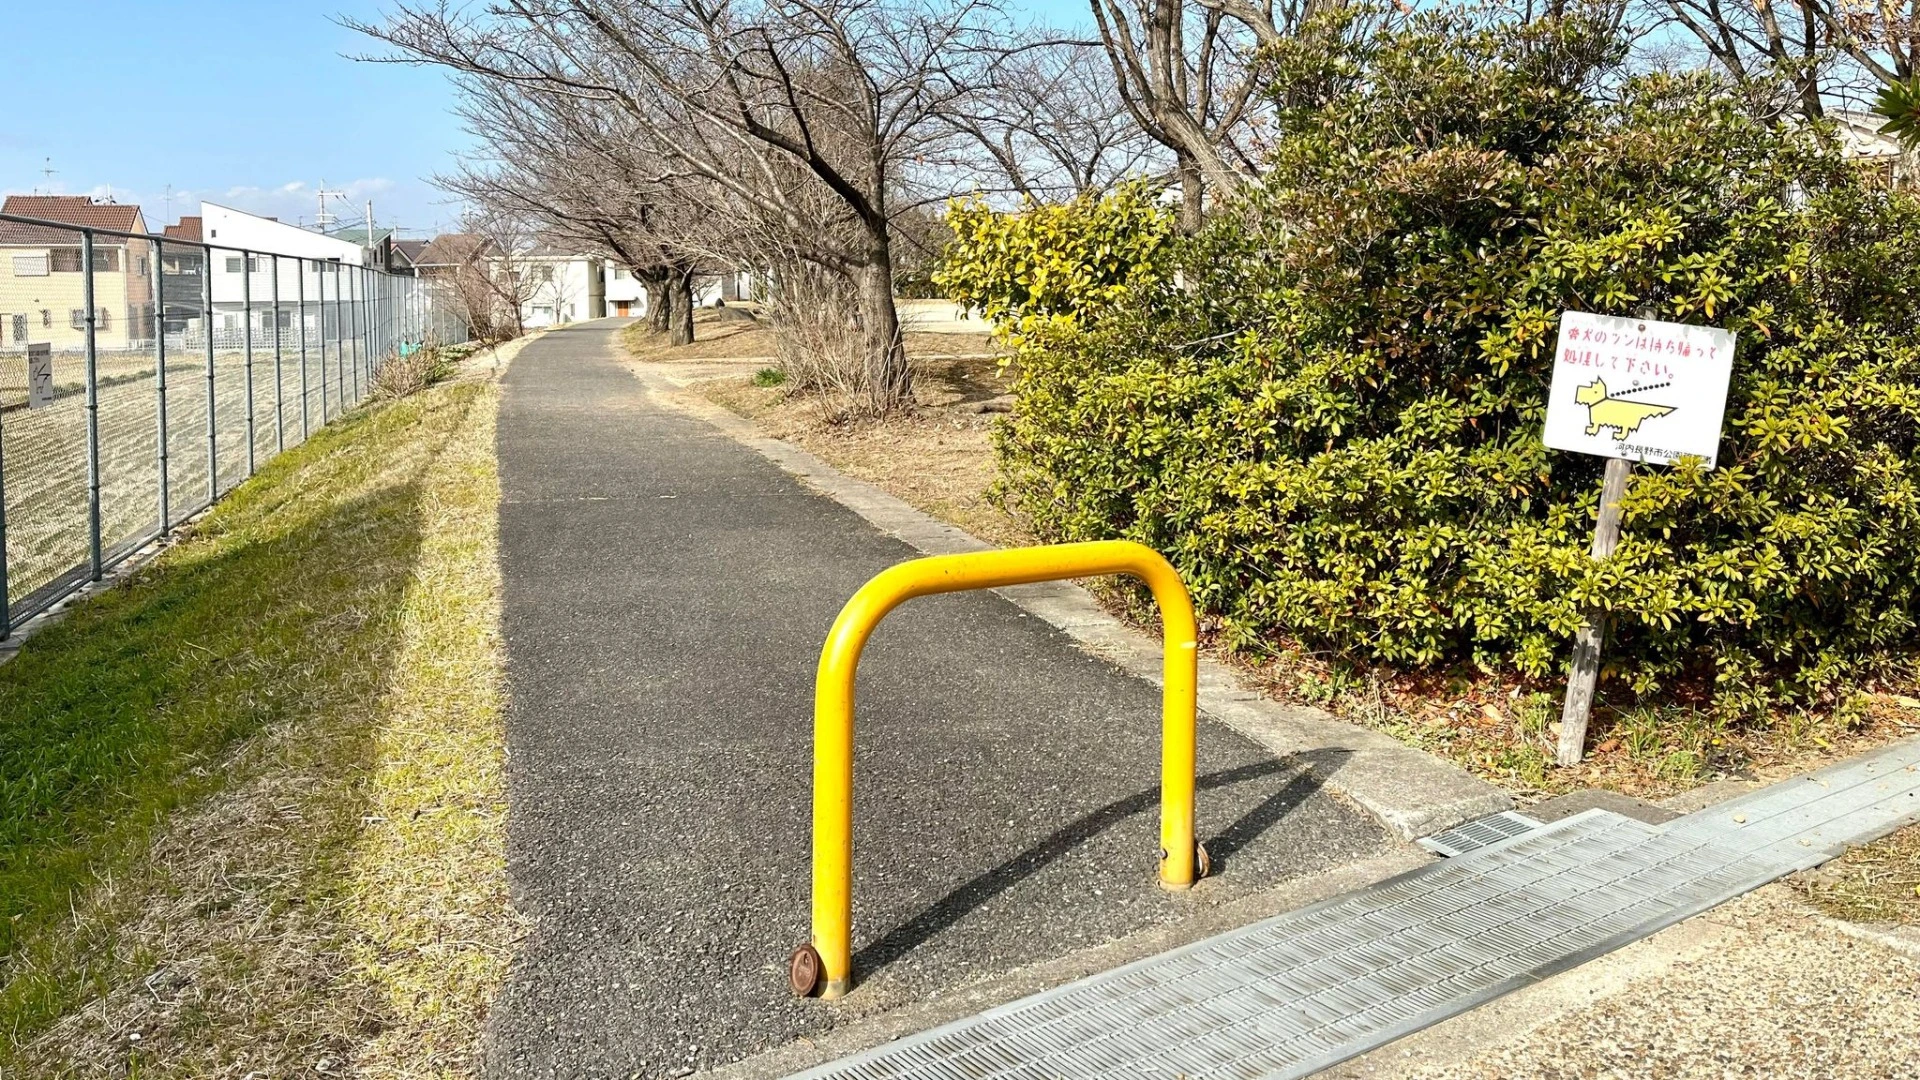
[942,11,1920,714]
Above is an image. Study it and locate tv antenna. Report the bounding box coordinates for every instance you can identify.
[36,158,56,193]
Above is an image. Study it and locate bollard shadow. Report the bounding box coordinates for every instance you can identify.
[851,748,1348,979]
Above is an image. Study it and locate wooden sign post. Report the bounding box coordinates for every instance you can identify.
[1542,310,1736,765]
[1557,456,1630,766]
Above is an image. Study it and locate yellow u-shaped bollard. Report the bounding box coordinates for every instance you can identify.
[789,540,1202,1000]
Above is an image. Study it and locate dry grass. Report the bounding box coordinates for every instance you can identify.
[0,376,516,1078]
[622,306,994,370]
[1795,823,1920,926]
[701,354,1033,548]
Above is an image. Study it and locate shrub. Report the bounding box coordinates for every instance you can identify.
[947,9,1920,713]
[370,344,457,402]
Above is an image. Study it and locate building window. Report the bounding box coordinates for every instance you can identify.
[224,256,262,274]
[12,254,48,276]
[41,309,51,328]
[134,255,148,277]
[614,267,631,280]
[98,308,110,331]
[95,249,120,273]
[50,249,83,273]
[71,308,87,329]
[9,314,23,342]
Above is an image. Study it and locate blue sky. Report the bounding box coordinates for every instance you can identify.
[0,0,1092,241]
[0,1,469,238]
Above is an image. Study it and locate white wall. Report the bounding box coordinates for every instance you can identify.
[508,255,604,327]
[199,201,366,307]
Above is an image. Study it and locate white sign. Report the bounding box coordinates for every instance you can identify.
[1543,311,1735,469]
[26,343,53,411]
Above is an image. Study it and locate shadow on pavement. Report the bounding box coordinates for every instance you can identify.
[852,750,1343,979]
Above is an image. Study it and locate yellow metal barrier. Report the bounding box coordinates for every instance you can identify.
[788,540,1203,1000]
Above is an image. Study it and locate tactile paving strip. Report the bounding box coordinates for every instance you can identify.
[790,738,1920,1080]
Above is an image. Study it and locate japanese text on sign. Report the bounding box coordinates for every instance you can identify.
[1543,311,1735,470]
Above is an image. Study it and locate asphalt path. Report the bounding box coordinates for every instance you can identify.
[485,321,1390,1079]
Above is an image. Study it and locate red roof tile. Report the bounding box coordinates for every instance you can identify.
[0,195,145,245]
[163,216,202,242]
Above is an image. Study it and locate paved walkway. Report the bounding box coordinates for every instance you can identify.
[483,322,1391,1079]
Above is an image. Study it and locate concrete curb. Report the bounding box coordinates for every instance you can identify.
[622,359,1511,840]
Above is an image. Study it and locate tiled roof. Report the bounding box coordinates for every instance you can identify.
[393,238,429,262]
[163,216,203,242]
[416,232,494,266]
[0,195,144,244]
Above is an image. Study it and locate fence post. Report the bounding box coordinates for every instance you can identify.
[155,240,171,529]
[272,256,284,454]
[1,372,10,638]
[318,262,330,423]
[298,258,310,440]
[243,250,256,478]
[202,243,217,504]
[349,265,361,403]
[83,231,103,580]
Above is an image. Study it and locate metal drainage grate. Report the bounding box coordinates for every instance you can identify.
[1417,810,1542,857]
[789,810,1788,1080]
[789,737,1920,1080]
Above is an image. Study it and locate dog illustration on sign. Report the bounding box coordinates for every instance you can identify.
[1575,378,1674,439]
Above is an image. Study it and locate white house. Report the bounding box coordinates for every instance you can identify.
[195,201,366,344]
[604,263,647,317]
[599,264,757,319]
[500,248,605,327]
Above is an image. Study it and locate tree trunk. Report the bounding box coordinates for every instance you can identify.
[1177,153,1205,235]
[854,241,911,412]
[667,265,695,347]
[645,275,670,333]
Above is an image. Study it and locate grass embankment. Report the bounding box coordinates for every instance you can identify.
[0,370,516,1077]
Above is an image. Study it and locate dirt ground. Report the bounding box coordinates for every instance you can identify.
[624,309,1028,547]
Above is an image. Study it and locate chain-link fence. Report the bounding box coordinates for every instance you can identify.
[0,211,470,636]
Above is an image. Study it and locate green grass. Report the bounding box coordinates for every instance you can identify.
[0,375,514,1076]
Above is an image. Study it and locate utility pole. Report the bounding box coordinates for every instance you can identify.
[315,182,346,231]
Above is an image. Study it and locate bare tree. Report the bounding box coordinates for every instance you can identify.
[440,76,708,343]
[1086,0,1273,229]
[355,0,1019,412]
[1642,0,1828,115]
[932,34,1166,200]
[1646,0,1920,118]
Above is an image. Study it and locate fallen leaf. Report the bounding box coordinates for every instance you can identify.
[1892,695,1920,709]
[1480,704,1503,724]
[1596,739,1620,753]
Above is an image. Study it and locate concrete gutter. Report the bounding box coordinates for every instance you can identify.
[624,360,1511,841]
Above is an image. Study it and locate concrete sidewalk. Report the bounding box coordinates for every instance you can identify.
[484,322,1395,1078]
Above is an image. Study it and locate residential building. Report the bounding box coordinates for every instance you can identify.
[510,248,606,328]
[392,238,428,276]
[196,201,365,343]
[0,195,153,352]
[605,263,647,317]
[326,225,400,273]
[600,265,756,318]
[1834,110,1915,188]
